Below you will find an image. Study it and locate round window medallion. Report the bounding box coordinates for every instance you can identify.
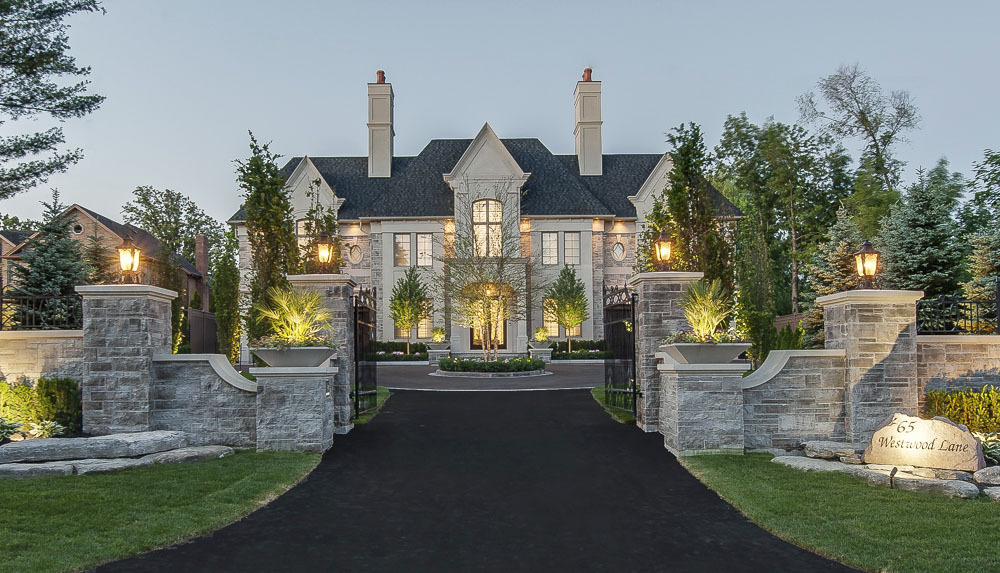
[72,224,84,235]
[348,244,363,264]
[611,242,626,261]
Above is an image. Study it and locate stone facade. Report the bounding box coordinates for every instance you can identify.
[742,351,847,450]
[659,363,748,456]
[253,367,337,452]
[76,285,175,435]
[628,272,701,432]
[917,335,1000,405]
[0,330,83,383]
[151,355,257,447]
[819,290,923,443]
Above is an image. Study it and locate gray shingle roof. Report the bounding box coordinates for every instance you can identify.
[228,138,741,222]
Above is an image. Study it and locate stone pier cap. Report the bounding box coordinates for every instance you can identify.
[76,284,178,301]
[627,271,704,287]
[815,289,924,308]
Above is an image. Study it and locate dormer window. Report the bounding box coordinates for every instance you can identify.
[473,199,502,257]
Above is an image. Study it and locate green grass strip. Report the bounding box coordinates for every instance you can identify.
[354,386,391,425]
[590,386,636,424]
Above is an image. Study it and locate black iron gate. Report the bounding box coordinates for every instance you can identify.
[603,284,638,415]
[353,287,378,419]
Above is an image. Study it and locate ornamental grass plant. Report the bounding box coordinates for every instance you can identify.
[682,280,733,342]
[253,287,335,349]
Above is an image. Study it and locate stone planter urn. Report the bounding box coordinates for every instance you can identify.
[528,341,552,350]
[658,343,750,365]
[251,347,337,368]
[426,342,450,351]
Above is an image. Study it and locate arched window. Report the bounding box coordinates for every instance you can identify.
[472,199,502,257]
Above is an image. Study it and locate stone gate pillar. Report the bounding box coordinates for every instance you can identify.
[75,284,177,435]
[817,289,923,443]
[627,272,702,432]
[287,274,357,433]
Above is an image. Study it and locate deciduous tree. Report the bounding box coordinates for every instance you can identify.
[122,186,225,265]
[542,265,590,352]
[389,267,431,355]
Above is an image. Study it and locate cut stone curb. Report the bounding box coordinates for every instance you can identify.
[144,445,234,464]
[803,441,864,460]
[0,431,192,464]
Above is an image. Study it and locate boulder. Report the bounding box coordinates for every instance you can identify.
[0,461,75,478]
[839,454,864,465]
[865,464,916,472]
[843,466,892,487]
[984,487,1000,502]
[974,465,1000,486]
[772,456,850,473]
[891,477,981,500]
[143,445,234,465]
[864,413,985,472]
[73,457,154,475]
[90,431,192,457]
[0,431,192,464]
[803,441,863,460]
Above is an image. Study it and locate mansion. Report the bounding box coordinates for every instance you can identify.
[229,69,739,357]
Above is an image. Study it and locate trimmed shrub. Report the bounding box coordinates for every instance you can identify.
[0,381,41,428]
[552,339,605,353]
[922,386,1000,433]
[36,377,82,434]
[438,357,544,373]
[376,341,429,355]
[375,351,428,362]
[553,349,612,360]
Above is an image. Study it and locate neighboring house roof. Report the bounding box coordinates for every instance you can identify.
[6,205,201,278]
[0,230,34,249]
[227,138,742,222]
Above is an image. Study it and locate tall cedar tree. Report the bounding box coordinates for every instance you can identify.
[122,186,225,264]
[800,207,864,347]
[878,159,965,297]
[82,222,117,284]
[299,178,342,274]
[9,190,87,296]
[236,132,299,341]
[211,229,242,364]
[732,200,776,365]
[961,231,1000,303]
[389,267,432,355]
[542,265,590,352]
[0,0,104,200]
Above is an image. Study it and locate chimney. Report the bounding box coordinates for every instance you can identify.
[573,67,602,176]
[368,69,394,178]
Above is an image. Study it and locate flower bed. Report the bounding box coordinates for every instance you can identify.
[553,349,612,360]
[375,351,429,362]
[438,357,545,373]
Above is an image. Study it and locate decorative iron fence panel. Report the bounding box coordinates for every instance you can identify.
[0,294,83,330]
[354,287,378,419]
[603,284,637,415]
[916,279,999,335]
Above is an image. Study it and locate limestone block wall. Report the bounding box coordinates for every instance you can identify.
[0,330,83,383]
[917,335,1000,404]
[151,355,257,447]
[659,363,747,456]
[253,367,336,452]
[742,350,848,450]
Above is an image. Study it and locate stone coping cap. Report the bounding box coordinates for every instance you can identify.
[75,284,178,301]
[0,329,82,339]
[815,289,923,307]
[153,354,257,393]
[286,274,358,288]
[628,271,703,286]
[249,367,339,377]
[741,349,845,390]
[656,361,750,375]
[917,335,1000,344]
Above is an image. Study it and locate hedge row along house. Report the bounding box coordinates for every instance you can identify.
[228,70,740,359]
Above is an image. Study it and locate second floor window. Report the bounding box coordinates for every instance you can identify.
[417,233,433,266]
[394,234,410,266]
[473,199,502,257]
[564,232,581,265]
[542,232,558,265]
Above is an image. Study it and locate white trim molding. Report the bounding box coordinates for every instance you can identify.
[0,330,82,339]
[152,354,257,393]
[628,271,704,287]
[75,284,178,302]
[815,289,923,308]
[657,362,750,376]
[741,349,845,390]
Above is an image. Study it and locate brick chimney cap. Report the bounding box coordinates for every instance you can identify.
[376,70,386,84]
[582,68,593,82]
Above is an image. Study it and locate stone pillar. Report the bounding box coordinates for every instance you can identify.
[427,349,450,365]
[627,272,702,432]
[75,285,177,435]
[817,289,923,443]
[252,367,337,452]
[658,360,749,456]
[287,274,357,433]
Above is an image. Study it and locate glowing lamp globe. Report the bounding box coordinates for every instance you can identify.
[853,240,881,289]
[653,230,673,270]
[316,233,334,265]
[117,235,141,275]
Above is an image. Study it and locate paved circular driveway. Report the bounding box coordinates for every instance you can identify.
[101,387,850,572]
[379,361,604,390]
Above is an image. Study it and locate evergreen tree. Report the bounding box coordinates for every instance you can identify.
[959,149,1000,237]
[800,207,864,347]
[542,265,590,352]
[9,191,86,296]
[236,132,298,341]
[879,159,964,297]
[733,203,776,365]
[0,0,105,200]
[82,223,117,284]
[961,231,1000,302]
[389,267,431,355]
[211,229,242,364]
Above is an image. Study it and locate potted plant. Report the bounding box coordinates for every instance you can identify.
[249,287,338,367]
[659,280,749,364]
[427,327,450,351]
[529,327,552,349]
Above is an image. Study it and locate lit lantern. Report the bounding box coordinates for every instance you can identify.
[854,240,881,289]
[316,233,334,266]
[653,230,673,271]
[117,235,141,282]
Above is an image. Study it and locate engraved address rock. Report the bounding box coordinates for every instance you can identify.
[863,413,985,472]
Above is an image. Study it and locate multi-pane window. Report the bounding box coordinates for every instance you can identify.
[564,232,581,265]
[394,321,407,339]
[566,323,582,337]
[543,300,559,338]
[416,233,433,267]
[417,316,432,339]
[541,232,558,265]
[473,199,502,257]
[393,234,410,267]
[296,219,311,247]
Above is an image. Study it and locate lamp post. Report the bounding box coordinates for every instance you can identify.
[853,240,880,289]
[653,229,673,271]
[117,235,141,284]
[315,233,334,272]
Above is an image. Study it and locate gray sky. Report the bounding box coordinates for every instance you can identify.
[3,0,998,225]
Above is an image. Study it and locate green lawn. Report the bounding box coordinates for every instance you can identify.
[354,386,391,425]
[590,386,636,424]
[682,454,1000,573]
[0,451,320,572]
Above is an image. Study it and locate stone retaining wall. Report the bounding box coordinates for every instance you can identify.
[0,330,83,383]
[917,335,1000,405]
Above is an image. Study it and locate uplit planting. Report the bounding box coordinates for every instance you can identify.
[253,287,335,349]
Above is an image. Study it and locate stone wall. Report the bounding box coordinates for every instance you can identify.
[0,330,83,383]
[917,335,1000,404]
[253,367,336,452]
[151,355,257,447]
[659,363,747,456]
[742,350,847,450]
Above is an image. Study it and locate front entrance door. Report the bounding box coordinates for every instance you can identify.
[470,321,507,350]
